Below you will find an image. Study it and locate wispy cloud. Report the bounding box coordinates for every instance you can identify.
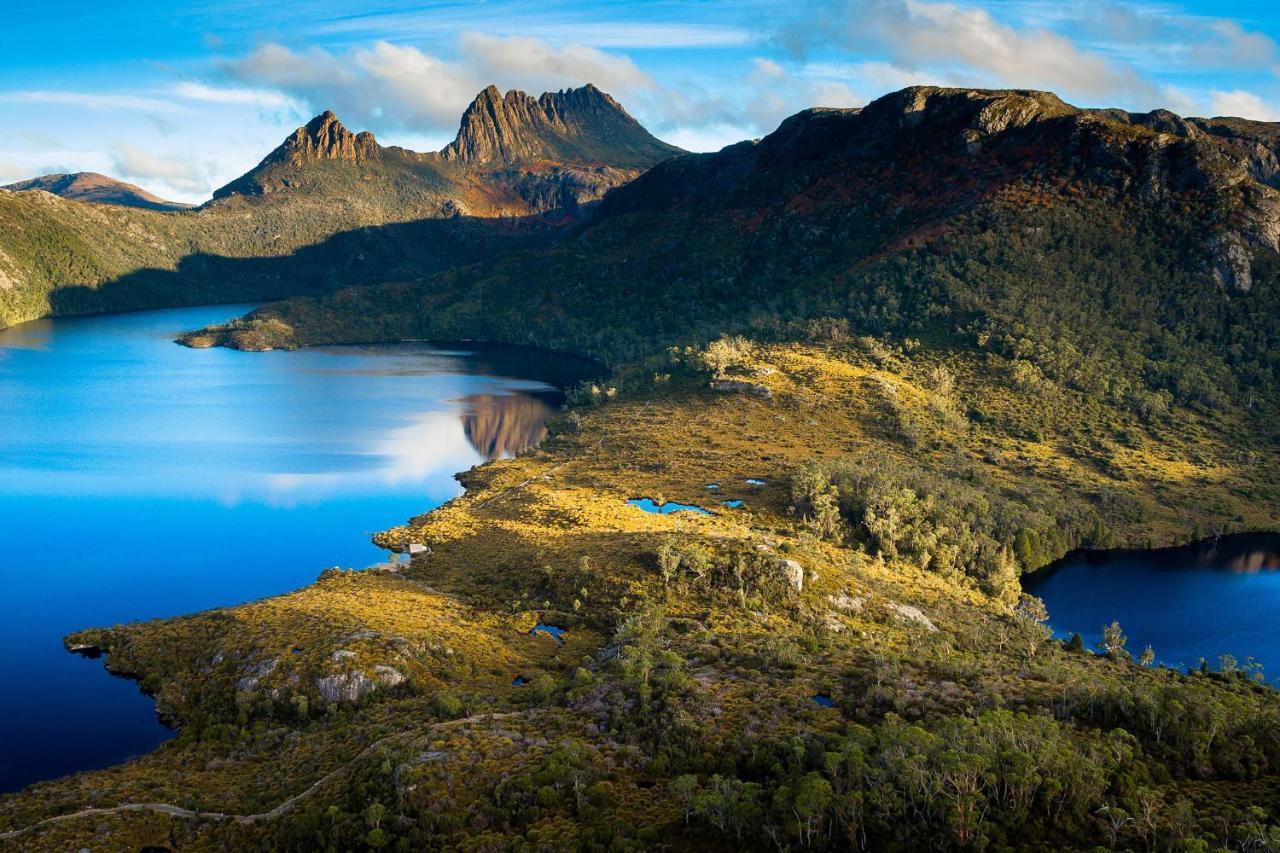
[771,0,1280,117]
[172,81,302,110]
[111,143,207,194]
[0,90,189,114]
[300,5,759,49]
[459,33,656,95]
[225,33,657,134]
[788,0,1153,101]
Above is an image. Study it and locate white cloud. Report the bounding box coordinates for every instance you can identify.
[0,90,189,114]
[460,32,656,95]
[662,124,759,152]
[111,143,207,195]
[768,0,1280,117]
[225,33,657,136]
[172,81,302,111]
[0,160,25,184]
[856,0,1150,99]
[735,57,863,132]
[1210,89,1280,121]
[1189,21,1280,71]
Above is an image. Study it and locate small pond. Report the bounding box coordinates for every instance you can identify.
[1024,533,1280,676]
[627,498,712,515]
[529,623,568,643]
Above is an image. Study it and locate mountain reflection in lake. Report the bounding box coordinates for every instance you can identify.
[1024,533,1280,678]
[460,392,559,459]
[0,305,597,793]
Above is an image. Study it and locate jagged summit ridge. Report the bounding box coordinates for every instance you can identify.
[213,111,381,199]
[285,111,379,164]
[440,83,675,167]
[213,84,681,200]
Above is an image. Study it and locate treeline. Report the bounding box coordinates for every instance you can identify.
[790,449,1111,596]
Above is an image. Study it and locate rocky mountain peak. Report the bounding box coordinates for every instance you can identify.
[284,111,379,164]
[213,111,381,199]
[441,84,682,168]
[859,86,1077,136]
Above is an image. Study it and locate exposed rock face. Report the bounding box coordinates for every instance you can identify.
[317,670,377,703]
[886,601,938,632]
[441,84,681,168]
[599,84,1280,294]
[828,593,865,614]
[779,559,804,592]
[236,658,279,692]
[709,379,773,400]
[3,171,190,211]
[1211,233,1254,291]
[214,112,381,198]
[281,111,380,165]
[317,665,406,703]
[374,665,406,687]
[210,85,682,213]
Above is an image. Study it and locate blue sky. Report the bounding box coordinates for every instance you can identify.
[2,0,1278,202]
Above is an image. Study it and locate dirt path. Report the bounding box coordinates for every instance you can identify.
[0,711,522,842]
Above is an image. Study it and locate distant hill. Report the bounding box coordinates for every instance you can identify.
[2,172,191,211]
[0,85,683,329]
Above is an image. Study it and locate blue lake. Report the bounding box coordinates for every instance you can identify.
[1024,533,1280,676]
[0,305,594,793]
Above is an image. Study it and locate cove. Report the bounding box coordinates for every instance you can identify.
[0,305,596,793]
[1023,533,1280,677]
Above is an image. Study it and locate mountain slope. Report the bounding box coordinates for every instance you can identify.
[1,172,192,211]
[0,85,683,329]
[202,87,1280,412]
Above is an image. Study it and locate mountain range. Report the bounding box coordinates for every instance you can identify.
[188,86,1280,421]
[0,84,681,328]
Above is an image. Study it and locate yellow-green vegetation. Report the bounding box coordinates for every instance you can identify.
[4,334,1280,850]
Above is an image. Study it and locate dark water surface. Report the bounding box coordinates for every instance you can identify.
[1024,533,1280,675]
[0,305,595,793]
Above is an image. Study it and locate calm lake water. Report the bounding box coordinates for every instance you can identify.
[0,305,594,793]
[1025,533,1280,675]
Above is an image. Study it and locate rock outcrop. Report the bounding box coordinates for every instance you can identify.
[213,111,380,198]
[441,84,682,168]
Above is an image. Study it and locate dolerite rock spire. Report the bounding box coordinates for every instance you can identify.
[441,84,682,168]
[213,110,380,198]
[283,111,379,164]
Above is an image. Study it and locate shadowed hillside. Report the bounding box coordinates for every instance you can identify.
[197,87,1280,416]
[0,85,683,329]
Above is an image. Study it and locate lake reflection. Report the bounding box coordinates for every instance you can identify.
[1024,533,1280,677]
[0,305,595,793]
